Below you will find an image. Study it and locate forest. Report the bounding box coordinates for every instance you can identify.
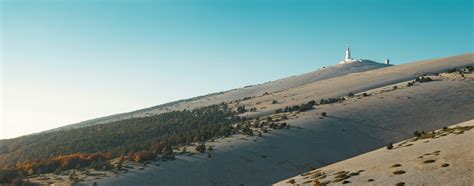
[0,102,245,183]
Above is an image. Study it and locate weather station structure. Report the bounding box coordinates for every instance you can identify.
[339,46,361,64]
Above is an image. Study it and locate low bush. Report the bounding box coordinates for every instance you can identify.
[195,144,206,153]
[237,106,247,113]
[423,160,436,164]
[277,100,316,113]
[392,170,405,175]
[386,143,393,150]
[278,122,287,129]
[299,100,316,112]
[447,68,457,73]
[133,151,157,162]
[287,179,295,184]
[242,127,253,136]
[320,98,344,104]
[161,147,175,160]
[391,164,402,168]
[465,65,474,72]
[415,76,432,83]
[266,117,273,122]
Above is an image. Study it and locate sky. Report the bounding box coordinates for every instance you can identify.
[1,0,472,139]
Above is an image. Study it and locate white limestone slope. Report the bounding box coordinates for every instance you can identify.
[236,53,474,118]
[55,53,473,131]
[53,60,390,130]
[275,119,474,186]
[80,65,474,186]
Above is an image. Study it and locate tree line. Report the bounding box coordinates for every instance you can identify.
[0,102,245,183]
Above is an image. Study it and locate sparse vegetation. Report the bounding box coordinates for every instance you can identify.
[242,127,254,136]
[393,170,406,175]
[465,65,474,72]
[423,160,436,164]
[195,144,206,153]
[133,151,156,163]
[276,100,316,114]
[348,172,359,176]
[161,146,175,160]
[447,68,457,73]
[287,179,295,184]
[242,97,252,101]
[386,143,393,150]
[321,112,327,117]
[319,97,344,104]
[237,106,247,113]
[274,108,283,113]
[415,76,433,83]
[391,164,402,168]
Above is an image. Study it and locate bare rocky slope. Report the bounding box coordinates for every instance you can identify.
[48,60,390,132]
[53,53,472,132]
[74,53,474,186]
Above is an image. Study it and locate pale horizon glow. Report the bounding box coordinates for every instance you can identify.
[1,0,473,139]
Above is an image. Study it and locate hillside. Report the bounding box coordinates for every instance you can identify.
[50,60,390,131]
[275,119,474,185]
[52,53,471,131]
[1,53,472,185]
[72,56,472,186]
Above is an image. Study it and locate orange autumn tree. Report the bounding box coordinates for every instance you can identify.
[17,153,112,175]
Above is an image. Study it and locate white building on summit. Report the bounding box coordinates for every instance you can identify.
[339,46,361,64]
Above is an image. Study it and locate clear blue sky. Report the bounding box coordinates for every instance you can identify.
[1,0,472,139]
